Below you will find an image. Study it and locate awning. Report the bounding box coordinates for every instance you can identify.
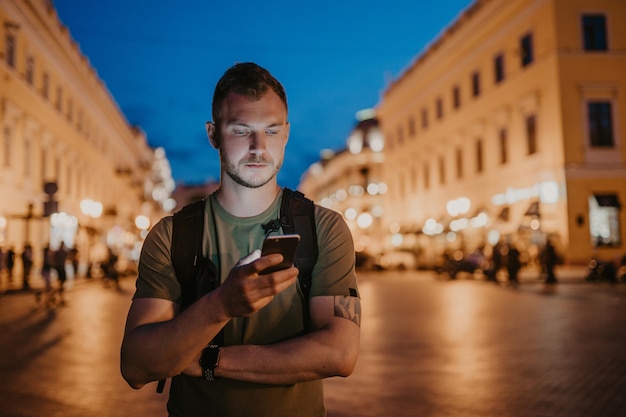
[594,194,621,208]
[497,206,510,221]
[525,201,540,217]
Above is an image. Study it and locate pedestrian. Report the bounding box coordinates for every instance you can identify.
[540,238,559,284]
[20,243,33,290]
[120,62,361,417]
[506,243,522,285]
[6,245,15,283]
[104,247,120,289]
[41,245,53,290]
[53,242,69,304]
[486,240,504,282]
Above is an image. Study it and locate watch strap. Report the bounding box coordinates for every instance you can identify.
[200,344,220,382]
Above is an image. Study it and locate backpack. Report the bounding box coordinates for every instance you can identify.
[157,188,318,393]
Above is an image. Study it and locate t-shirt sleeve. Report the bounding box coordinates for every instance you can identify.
[309,206,359,298]
[133,216,182,302]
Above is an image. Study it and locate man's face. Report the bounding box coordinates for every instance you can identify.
[209,90,289,189]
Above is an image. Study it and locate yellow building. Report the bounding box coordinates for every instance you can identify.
[376,0,626,267]
[302,0,626,269]
[300,110,399,268]
[0,0,174,279]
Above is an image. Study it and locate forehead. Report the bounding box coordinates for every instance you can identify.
[219,91,287,124]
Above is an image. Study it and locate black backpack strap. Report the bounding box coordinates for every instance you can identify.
[171,199,208,309]
[280,188,318,331]
[158,199,217,394]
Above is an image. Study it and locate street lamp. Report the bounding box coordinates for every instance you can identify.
[80,199,103,219]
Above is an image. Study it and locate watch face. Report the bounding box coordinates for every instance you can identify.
[201,345,220,368]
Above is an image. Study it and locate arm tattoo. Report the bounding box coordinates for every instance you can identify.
[334,296,361,327]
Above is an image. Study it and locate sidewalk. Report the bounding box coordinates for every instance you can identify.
[517,263,589,283]
[0,271,102,295]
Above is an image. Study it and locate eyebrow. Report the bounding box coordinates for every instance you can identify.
[227,121,285,129]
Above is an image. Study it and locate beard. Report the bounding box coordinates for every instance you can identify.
[221,153,283,189]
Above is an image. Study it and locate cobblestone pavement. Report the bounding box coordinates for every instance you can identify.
[1,267,626,417]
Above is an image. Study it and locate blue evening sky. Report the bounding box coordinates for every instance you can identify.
[53,0,474,190]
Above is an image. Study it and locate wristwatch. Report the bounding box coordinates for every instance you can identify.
[199,344,220,382]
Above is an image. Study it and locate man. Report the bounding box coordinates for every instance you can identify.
[121,62,361,417]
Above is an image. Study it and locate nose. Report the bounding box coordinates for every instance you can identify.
[249,131,267,154]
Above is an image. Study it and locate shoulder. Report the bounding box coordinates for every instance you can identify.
[313,204,353,250]
[142,216,174,256]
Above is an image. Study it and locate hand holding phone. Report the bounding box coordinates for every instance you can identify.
[260,234,300,274]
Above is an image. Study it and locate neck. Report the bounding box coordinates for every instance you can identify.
[214,181,281,217]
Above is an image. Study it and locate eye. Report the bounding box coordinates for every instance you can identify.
[233,128,250,136]
[266,129,279,136]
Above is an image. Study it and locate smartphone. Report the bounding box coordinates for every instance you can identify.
[260,234,300,274]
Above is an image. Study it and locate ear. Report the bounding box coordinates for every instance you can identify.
[206,121,219,149]
[284,121,290,144]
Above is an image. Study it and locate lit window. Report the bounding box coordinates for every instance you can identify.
[589,194,621,247]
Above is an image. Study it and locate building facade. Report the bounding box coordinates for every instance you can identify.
[379,0,625,266]
[302,0,626,269]
[0,0,174,279]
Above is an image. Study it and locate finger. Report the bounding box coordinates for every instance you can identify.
[255,267,299,295]
[253,253,285,273]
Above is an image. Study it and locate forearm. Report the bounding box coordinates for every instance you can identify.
[121,290,230,388]
[213,320,360,385]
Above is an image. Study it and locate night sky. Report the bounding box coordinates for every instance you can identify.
[54,0,474,190]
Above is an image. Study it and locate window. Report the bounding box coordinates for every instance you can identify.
[24,137,32,176]
[5,33,16,68]
[526,115,537,154]
[476,139,483,173]
[520,33,534,67]
[421,108,428,129]
[453,85,461,109]
[3,126,11,168]
[472,71,481,97]
[499,128,508,164]
[438,156,445,185]
[424,163,430,190]
[494,54,505,84]
[41,148,48,180]
[67,98,73,122]
[42,72,50,100]
[56,86,63,112]
[455,148,463,179]
[25,56,34,84]
[587,101,614,147]
[582,14,607,51]
[436,98,443,120]
[589,194,621,247]
[397,125,404,144]
[408,116,416,137]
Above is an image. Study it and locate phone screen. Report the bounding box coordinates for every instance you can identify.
[260,234,300,274]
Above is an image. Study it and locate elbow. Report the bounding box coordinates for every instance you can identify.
[329,343,359,378]
[337,349,359,377]
[120,362,147,390]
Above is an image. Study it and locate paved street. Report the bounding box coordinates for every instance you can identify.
[2,269,626,416]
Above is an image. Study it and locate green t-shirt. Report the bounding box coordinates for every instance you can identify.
[133,189,358,417]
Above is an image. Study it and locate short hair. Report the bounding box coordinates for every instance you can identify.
[212,62,288,123]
